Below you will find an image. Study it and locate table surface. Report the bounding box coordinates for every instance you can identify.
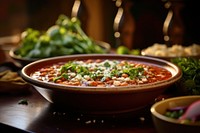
[0,86,157,133]
[0,50,158,133]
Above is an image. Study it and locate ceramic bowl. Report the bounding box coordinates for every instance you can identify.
[141,52,200,61]
[151,96,200,133]
[9,40,111,67]
[20,54,182,116]
[141,44,200,61]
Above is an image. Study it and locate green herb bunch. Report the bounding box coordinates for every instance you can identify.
[16,14,106,58]
[171,57,200,95]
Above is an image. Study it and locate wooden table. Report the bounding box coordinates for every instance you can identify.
[0,50,157,133]
[0,86,157,133]
[0,65,157,133]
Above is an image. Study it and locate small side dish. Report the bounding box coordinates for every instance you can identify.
[151,96,200,133]
[142,43,200,57]
[164,100,200,124]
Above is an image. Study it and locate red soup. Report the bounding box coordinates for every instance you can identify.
[30,59,172,87]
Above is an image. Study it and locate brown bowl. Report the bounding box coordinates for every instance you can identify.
[9,47,37,66]
[21,54,182,116]
[9,40,111,67]
[151,96,200,133]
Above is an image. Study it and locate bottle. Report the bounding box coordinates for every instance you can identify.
[113,0,135,49]
[71,0,89,33]
[163,0,185,46]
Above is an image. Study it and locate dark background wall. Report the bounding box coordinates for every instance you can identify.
[0,0,199,49]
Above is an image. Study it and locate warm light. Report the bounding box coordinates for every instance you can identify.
[113,7,123,31]
[164,2,171,9]
[115,0,122,7]
[114,32,120,38]
[164,35,169,41]
[71,0,81,17]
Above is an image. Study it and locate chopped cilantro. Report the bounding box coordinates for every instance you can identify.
[18,99,28,105]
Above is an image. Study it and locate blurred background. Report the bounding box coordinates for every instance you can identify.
[0,0,200,50]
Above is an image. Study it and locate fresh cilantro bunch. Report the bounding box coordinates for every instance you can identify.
[171,57,200,95]
[16,14,105,58]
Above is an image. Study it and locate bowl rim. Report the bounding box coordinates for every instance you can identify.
[21,54,182,93]
[151,95,200,126]
[9,47,38,62]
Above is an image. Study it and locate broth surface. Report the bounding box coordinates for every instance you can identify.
[31,59,172,87]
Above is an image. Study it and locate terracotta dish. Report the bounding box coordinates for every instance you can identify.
[9,41,111,67]
[21,54,182,116]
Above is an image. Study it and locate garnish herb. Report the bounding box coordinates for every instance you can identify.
[171,57,200,95]
[31,59,172,87]
[18,99,28,105]
[16,14,106,58]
